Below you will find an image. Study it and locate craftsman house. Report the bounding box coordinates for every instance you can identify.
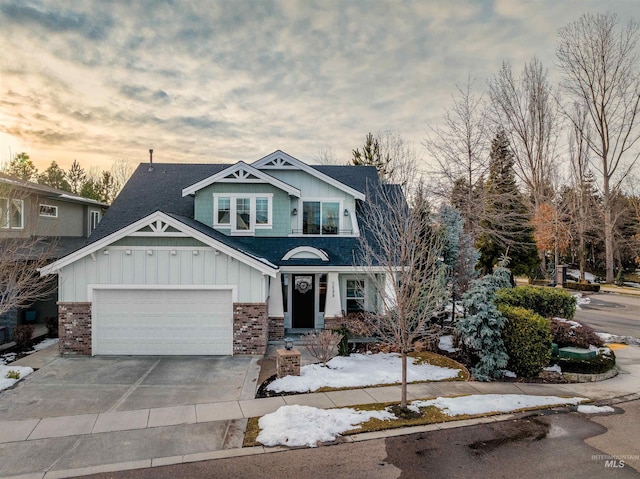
[40,151,390,356]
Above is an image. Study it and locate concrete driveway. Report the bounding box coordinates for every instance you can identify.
[0,355,260,421]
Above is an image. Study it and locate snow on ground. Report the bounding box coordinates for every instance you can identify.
[553,317,583,328]
[257,405,396,447]
[502,370,517,378]
[411,394,587,416]
[0,365,34,392]
[267,353,462,393]
[571,293,591,307]
[567,270,596,282]
[438,335,459,353]
[577,405,615,414]
[257,395,591,447]
[27,338,58,353]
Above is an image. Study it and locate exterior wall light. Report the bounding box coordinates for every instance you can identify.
[147,250,153,256]
[193,250,199,256]
[170,250,177,256]
[292,208,298,216]
[344,209,349,216]
[103,249,110,255]
[125,249,132,255]
[284,337,294,350]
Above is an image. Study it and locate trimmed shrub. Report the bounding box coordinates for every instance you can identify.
[563,282,600,292]
[13,324,34,348]
[550,318,604,349]
[556,349,616,374]
[45,316,58,338]
[333,326,350,356]
[498,305,552,378]
[495,285,576,319]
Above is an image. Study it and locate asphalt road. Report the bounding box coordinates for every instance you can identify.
[574,293,640,339]
[80,402,640,479]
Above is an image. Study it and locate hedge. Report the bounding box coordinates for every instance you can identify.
[550,318,604,349]
[563,282,601,292]
[495,285,576,319]
[498,304,552,378]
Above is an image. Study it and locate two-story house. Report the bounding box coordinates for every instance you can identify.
[40,151,391,356]
[0,173,107,342]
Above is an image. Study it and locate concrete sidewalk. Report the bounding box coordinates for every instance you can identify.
[2,345,639,479]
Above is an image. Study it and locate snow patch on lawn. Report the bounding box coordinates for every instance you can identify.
[0,366,34,392]
[544,364,562,373]
[411,394,587,416]
[267,353,461,393]
[257,405,395,447]
[553,317,583,328]
[577,405,615,414]
[438,335,459,353]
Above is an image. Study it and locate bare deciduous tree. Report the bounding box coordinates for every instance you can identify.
[557,12,640,282]
[110,158,136,198]
[357,182,446,410]
[488,57,560,209]
[425,78,489,238]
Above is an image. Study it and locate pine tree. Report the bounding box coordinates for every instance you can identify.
[38,161,71,191]
[352,132,393,181]
[5,152,37,181]
[66,160,86,194]
[457,266,512,380]
[477,130,539,276]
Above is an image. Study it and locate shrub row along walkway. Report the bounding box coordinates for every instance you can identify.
[1,344,638,479]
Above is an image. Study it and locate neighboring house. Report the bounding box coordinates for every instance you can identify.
[40,151,391,356]
[0,173,107,342]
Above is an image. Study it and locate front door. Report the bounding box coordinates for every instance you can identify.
[292,274,315,328]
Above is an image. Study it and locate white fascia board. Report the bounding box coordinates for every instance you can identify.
[253,150,366,201]
[279,266,391,273]
[181,161,300,197]
[39,211,278,277]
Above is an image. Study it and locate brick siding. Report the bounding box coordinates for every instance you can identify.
[58,302,92,355]
[276,348,301,378]
[233,303,268,355]
[323,316,345,331]
[268,317,285,341]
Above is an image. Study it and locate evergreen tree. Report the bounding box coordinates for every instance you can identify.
[38,161,71,191]
[352,132,393,181]
[79,177,102,202]
[66,160,86,194]
[4,152,37,181]
[477,130,538,276]
[457,266,512,381]
[99,171,116,204]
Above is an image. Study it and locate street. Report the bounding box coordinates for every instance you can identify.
[574,293,640,339]
[80,401,640,479]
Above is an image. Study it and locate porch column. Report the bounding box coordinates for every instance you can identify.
[384,272,397,312]
[324,272,343,330]
[267,272,285,340]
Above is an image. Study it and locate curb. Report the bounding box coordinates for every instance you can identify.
[9,394,639,479]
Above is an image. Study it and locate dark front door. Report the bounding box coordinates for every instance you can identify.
[292,274,315,328]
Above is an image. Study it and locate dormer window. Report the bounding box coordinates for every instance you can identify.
[302,201,340,235]
[214,194,272,234]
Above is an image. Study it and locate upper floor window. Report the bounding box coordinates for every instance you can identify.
[90,210,100,232]
[1,198,24,229]
[214,194,272,234]
[302,201,340,235]
[39,204,58,218]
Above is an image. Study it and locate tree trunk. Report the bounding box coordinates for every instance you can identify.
[603,175,614,283]
[401,352,407,409]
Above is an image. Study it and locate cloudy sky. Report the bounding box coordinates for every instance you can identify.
[0,0,637,173]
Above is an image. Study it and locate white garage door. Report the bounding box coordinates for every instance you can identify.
[93,288,233,355]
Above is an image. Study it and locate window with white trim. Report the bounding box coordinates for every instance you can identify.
[39,204,58,218]
[1,198,24,229]
[345,279,365,314]
[213,194,272,234]
[90,210,100,232]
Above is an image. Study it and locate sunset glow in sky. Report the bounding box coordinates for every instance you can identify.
[0,0,637,172]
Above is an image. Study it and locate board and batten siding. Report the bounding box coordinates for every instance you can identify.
[58,246,265,303]
[193,183,291,236]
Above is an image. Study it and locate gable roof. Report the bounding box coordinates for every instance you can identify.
[253,150,366,201]
[181,161,300,197]
[40,211,278,276]
[0,173,108,207]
